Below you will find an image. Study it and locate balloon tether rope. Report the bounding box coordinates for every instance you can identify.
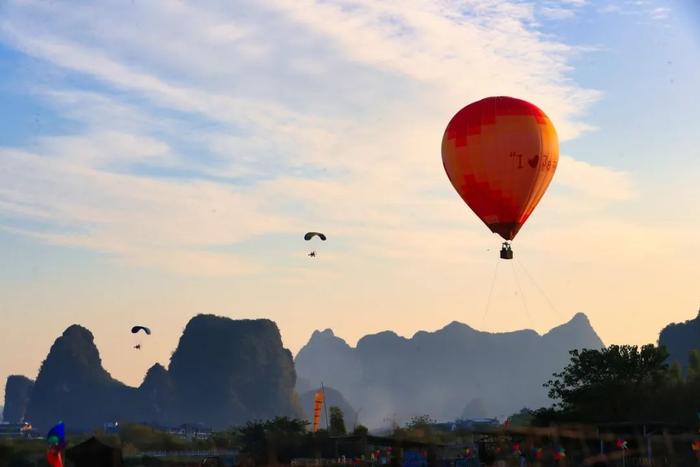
[514,256,563,321]
[480,259,500,330]
[510,259,535,330]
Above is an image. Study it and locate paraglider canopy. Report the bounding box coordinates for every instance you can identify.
[130,326,151,335]
[304,232,326,241]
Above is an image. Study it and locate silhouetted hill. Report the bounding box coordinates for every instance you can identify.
[138,363,178,426]
[169,314,302,429]
[11,315,302,431]
[24,325,136,431]
[659,308,700,370]
[2,375,34,423]
[298,387,356,428]
[295,313,604,428]
[295,329,361,404]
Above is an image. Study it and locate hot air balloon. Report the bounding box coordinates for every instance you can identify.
[442,96,558,259]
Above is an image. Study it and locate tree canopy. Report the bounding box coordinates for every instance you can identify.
[329,406,346,436]
[536,344,700,427]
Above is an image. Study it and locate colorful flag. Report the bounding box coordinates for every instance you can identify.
[616,438,628,449]
[553,447,566,461]
[46,422,65,467]
[534,448,544,461]
[47,421,65,448]
[312,390,324,432]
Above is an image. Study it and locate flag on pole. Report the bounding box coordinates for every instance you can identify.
[46,422,65,467]
[553,447,566,461]
[312,390,324,433]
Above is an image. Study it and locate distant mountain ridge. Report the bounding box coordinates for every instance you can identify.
[4,312,608,431]
[295,313,604,428]
[6,314,301,431]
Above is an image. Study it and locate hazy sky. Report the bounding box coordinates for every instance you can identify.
[0,0,698,388]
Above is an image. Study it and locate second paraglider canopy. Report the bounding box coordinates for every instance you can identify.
[304,232,326,241]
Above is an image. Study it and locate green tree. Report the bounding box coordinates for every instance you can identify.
[688,349,700,382]
[352,424,369,436]
[406,415,436,430]
[329,406,347,436]
[395,415,439,443]
[237,417,310,464]
[668,361,684,385]
[508,408,534,427]
[541,344,670,423]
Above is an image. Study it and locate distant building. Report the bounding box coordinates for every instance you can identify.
[160,423,213,440]
[451,418,500,431]
[103,421,120,434]
[0,422,38,439]
[182,423,213,440]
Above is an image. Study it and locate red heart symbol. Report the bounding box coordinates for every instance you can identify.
[528,154,539,168]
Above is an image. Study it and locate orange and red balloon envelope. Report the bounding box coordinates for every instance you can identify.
[442,96,559,241]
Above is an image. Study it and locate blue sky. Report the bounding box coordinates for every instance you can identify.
[0,0,698,388]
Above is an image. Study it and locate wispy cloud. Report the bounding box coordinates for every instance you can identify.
[537,0,589,20]
[0,0,613,274]
[555,155,636,201]
[650,7,670,20]
[598,0,672,21]
[0,145,292,275]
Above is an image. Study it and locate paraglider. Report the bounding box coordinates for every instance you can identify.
[441,96,559,259]
[131,326,150,350]
[304,232,326,258]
